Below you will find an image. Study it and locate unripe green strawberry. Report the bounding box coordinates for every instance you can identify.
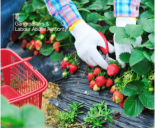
[63,57,69,62]
[93,84,100,91]
[62,70,69,78]
[39,34,45,40]
[149,87,154,92]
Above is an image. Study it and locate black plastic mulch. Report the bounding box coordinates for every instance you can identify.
[6,40,154,128]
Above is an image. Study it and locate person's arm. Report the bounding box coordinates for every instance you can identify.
[114,0,141,17]
[44,0,115,70]
[44,0,82,28]
[113,0,142,68]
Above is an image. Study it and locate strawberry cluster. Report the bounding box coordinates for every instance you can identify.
[21,27,61,56]
[61,54,80,78]
[88,67,114,92]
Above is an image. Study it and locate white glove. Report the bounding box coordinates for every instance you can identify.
[70,21,115,70]
[114,17,142,68]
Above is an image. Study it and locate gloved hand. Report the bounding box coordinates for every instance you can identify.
[114,17,142,68]
[70,21,115,70]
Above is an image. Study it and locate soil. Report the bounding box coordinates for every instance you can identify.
[41,82,61,127]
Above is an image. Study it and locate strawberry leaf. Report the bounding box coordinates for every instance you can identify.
[131,59,151,75]
[57,30,71,41]
[124,95,144,117]
[139,92,154,109]
[142,19,154,33]
[151,52,154,63]
[121,81,145,96]
[87,13,99,23]
[129,49,145,66]
[143,50,152,61]
[136,40,154,49]
[40,43,53,56]
[87,4,102,10]
[50,51,64,62]
[125,24,143,38]
[148,33,154,44]
[119,52,131,63]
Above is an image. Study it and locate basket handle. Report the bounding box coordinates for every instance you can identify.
[0,57,32,70]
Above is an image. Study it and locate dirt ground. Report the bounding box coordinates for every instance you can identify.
[41,82,61,127]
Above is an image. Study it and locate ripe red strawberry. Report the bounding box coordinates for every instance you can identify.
[143,107,146,111]
[119,100,125,108]
[90,80,96,89]
[26,43,30,49]
[87,63,95,68]
[107,64,119,76]
[93,84,100,91]
[30,40,36,48]
[106,78,113,87]
[61,61,70,69]
[110,86,115,93]
[22,39,27,49]
[39,50,42,55]
[35,40,42,50]
[34,51,38,56]
[113,91,123,103]
[88,73,94,82]
[11,31,20,42]
[69,64,78,74]
[96,75,106,87]
[49,34,56,43]
[93,67,101,76]
[45,41,51,44]
[53,42,60,52]
[40,27,46,34]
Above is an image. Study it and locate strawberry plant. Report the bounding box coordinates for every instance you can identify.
[1,95,50,128]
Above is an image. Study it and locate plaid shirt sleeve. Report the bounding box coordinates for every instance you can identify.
[114,0,141,17]
[44,0,82,28]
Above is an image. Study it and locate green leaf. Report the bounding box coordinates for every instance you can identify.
[50,51,64,62]
[32,0,46,9]
[139,92,154,109]
[88,23,109,34]
[151,52,154,63]
[40,43,53,56]
[19,30,30,39]
[80,0,89,4]
[29,14,40,20]
[137,40,154,49]
[145,1,154,10]
[142,19,154,33]
[73,1,80,8]
[143,50,152,61]
[78,8,90,13]
[115,30,136,44]
[125,24,143,38]
[87,13,99,23]
[109,26,124,33]
[104,11,114,19]
[124,95,143,117]
[107,0,113,5]
[140,11,154,19]
[57,30,71,41]
[129,49,145,66]
[148,33,154,44]
[25,5,33,13]
[21,105,45,128]
[119,52,131,63]
[121,81,145,96]
[29,31,36,36]
[18,13,28,22]
[87,4,102,10]
[131,59,151,75]
[1,96,9,117]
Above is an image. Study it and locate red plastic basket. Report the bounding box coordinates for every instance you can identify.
[0,49,48,109]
